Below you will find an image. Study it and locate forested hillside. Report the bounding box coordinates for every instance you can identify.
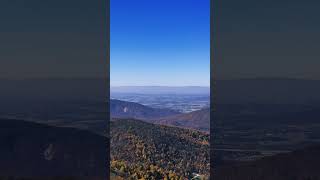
[110,119,210,179]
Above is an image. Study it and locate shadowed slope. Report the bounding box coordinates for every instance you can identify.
[0,119,107,178]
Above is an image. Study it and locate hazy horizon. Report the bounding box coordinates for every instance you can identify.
[110,85,210,88]
[111,86,210,95]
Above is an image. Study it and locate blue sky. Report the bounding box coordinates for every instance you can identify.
[110,0,210,86]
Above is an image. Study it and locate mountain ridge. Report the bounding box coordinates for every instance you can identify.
[110,99,180,121]
[154,108,210,132]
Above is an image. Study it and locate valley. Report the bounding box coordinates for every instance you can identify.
[111,92,209,113]
[213,103,320,165]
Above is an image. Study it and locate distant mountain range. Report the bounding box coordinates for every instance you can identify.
[110,119,209,179]
[0,118,107,178]
[214,145,320,180]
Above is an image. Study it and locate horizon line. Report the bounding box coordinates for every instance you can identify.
[111,85,210,88]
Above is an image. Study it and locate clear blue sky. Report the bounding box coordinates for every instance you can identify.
[110,0,210,86]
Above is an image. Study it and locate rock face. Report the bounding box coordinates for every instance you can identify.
[0,119,107,178]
